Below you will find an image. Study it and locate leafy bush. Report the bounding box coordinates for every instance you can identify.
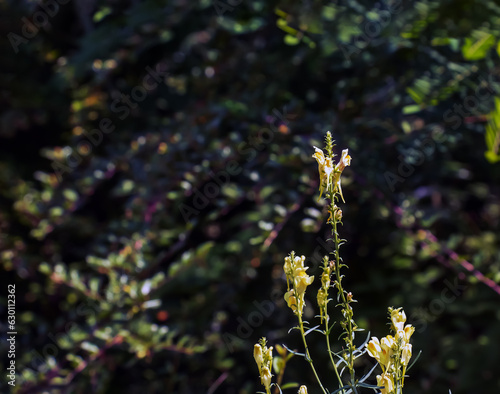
[1,0,500,393]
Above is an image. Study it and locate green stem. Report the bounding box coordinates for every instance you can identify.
[298,313,328,394]
[325,317,345,393]
[331,199,356,385]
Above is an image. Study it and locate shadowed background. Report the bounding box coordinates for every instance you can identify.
[1,0,500,393]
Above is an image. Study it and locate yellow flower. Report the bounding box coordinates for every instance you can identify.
[298,385,308,394]
[254,344,263,371]
[317,288,327,309]
[266,346,273,361]
[283,256,293,277]
[390,307,406,332]
[293,254,306,269]
[403,324,415,343]
[380,335,395,366]
[401,343,412,366]
[294,268,314,296]
[336,149,352,172]
[261,366,272,391]
[368,336,395,371]
[376,373,394,394]
[321,269,330,288]
[332,149,351,203]
[284,289,298,314]
[367,337,382,363]
[312,147,334,200]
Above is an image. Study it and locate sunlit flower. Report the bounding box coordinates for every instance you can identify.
[254,344,263,371]
[380,335,395,366]
[312,147,334,200]
[255,339,274,392]
[261,366,272,390]
[294,268,314,297]
[284,289,298,314]
[332,149,351,203]
[368,335,395,371]
[293,254,306,269]
[391,307,406,332]
[336,149,352,172]
[321,270,331,288]
[367,337,382,362]
[377,373,394,394]
[402,324,415,343]
[298,385,308,394]
[283,255,293,281]
[317,288,327,309]
[401,343,412,366]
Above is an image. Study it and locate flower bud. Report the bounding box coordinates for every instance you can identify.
[254,344,263,370]
[298,385,308,394]
[317,288,327,309]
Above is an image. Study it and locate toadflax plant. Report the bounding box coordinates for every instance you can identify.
[254,132,418,394]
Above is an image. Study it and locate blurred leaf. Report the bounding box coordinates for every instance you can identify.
[462,30,495,60]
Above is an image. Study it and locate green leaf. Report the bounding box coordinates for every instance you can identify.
[284,34,301,46]
[280,382,300,390]
[484,97,500,162]
[485,150,500,163]
[462,31,495,60]
[402,105,422,114]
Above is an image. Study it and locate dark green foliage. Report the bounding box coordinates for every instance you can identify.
[1,0,500,393]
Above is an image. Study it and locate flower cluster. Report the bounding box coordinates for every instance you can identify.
[252,134,416,394]
[312,144,351,202]
[283,252,314,317]
[254,338,273,393]
[317,256,333,323]
[367,308,415,394]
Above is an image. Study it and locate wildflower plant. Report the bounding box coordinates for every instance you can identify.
[254,133,417,394]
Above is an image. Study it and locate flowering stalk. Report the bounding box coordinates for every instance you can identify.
[253,132,416,394]
[317,256,344,391]
[313,132,356,388]
[284,252,327,394]
[254,338,274,394]
[367,308,415,394]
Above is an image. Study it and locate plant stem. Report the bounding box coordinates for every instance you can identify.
[331,199,356,385]
[325,317,345,393]
[298,313,328,394]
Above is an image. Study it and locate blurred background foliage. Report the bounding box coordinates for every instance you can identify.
[1,0,500,393]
